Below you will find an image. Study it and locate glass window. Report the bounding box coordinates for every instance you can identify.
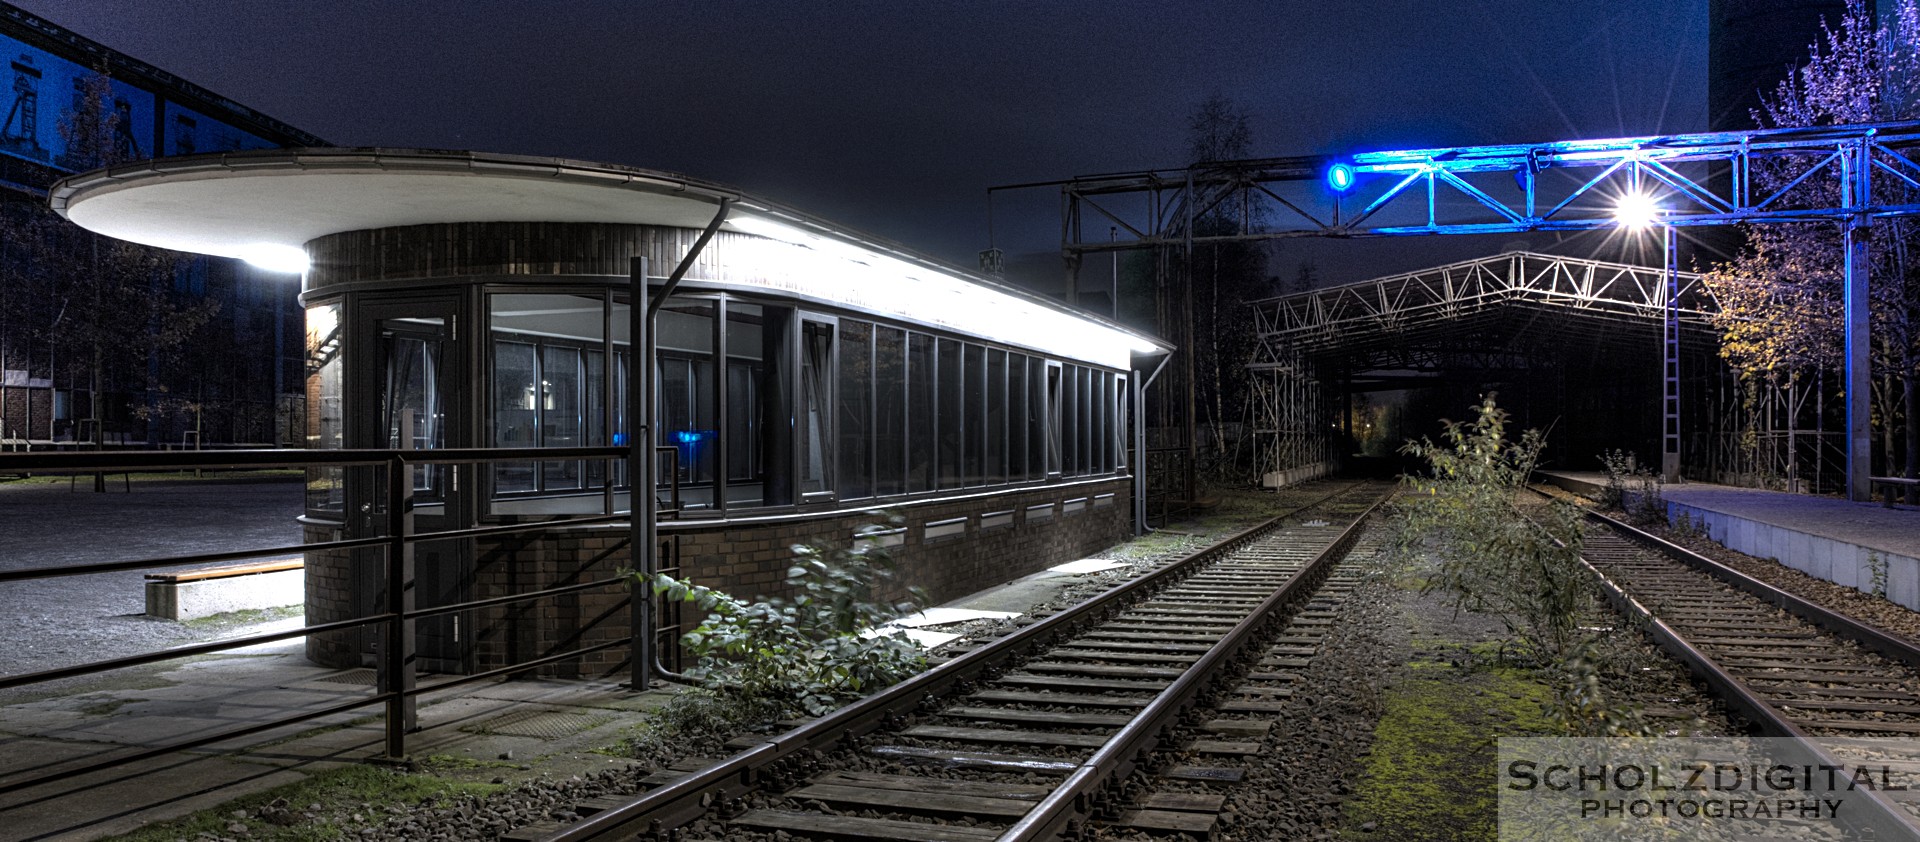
[838,320,873,500]
[986,349,1006,485]
[1045,362,1062,476]
[963,343,985,486]
[798,318,833,498]
[492,340,538,494]
[541,346,583,490]
[907,333,935,493]
[657,299,717,509]
[1115,373,1129,472]
[1029,357,1048,479]
[1076,367,1091,476]
[489,293,609,501]
[726,302,791,508]
[874,327,907,497]
[937,338,963,489]
[304,302,345,513]
[1008,353,1027,483]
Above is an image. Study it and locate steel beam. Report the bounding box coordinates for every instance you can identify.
[1844,137,1874,502]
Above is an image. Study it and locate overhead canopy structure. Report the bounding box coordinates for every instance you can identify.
[1246,251,1718,487]
[1251,251,1715,369]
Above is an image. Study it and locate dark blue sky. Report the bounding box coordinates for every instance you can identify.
[17,0,1710,281]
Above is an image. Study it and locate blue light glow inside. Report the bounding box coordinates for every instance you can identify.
[1327,163,1355,192]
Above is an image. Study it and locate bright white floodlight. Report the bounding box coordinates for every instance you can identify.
[236,243,310,274]
[1614,192,1660,229]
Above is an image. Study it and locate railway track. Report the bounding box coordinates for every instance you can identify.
[1526,488,1920,839]
[517,481,1393,842]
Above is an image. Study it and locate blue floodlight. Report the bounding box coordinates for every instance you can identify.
[1326,163,1356,192]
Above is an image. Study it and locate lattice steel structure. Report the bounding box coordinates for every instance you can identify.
[1004,119,1920,500]
[1249,251,1726,483]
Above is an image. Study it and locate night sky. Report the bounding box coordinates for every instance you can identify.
[15,0,1710,286]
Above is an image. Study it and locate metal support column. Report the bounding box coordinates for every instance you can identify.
[628,257,652,691]
[1843,136,1873,502]
[1662,223,1681,483]
[381,454,416,758]
[631,198,730,690]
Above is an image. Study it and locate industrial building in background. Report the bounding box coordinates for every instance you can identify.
[0,1,325,450]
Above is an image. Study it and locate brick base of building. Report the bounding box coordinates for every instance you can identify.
[303,477,1132,677]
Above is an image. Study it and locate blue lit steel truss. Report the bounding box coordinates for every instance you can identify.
[1047,120,1920,250]
[1005,119,1920,501]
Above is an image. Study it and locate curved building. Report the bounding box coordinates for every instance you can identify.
[52,148,1168,676]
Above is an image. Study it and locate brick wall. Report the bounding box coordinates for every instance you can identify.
[301,478,1132,676]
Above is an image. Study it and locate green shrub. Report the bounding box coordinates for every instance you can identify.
[1397,396,1588,662]
[645,515,928,718]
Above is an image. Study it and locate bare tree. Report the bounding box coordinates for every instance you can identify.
[1183,94,1272,477]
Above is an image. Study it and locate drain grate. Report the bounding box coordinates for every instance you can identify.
[463,709,612,739]
[314,668,378,686]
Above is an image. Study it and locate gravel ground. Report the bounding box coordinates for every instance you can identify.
[151,484,1335,842]
[0,476,305,692]
[1538,482,1920,654]
[1650,517,1920,647]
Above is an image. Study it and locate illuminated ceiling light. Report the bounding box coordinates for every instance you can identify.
[728,214,814,244]
[236,243,309,274]
[1613,192,1660,230]
[1326,163,1356,192]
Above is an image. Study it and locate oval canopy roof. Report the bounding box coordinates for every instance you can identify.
[50,148,1167,365]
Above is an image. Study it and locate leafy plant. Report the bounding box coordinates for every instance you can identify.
[1395,396,1588,662]
[1598,449,1667,526]
[644,514,929,718]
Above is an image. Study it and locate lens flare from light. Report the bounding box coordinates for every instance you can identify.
[1614,193,1660,229]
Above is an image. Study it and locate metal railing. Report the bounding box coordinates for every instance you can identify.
[0,444,671,796]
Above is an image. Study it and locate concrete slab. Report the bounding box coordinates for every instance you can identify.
[893,607,1022,628]
[1539,471,1920,610]
[1049,558,1127,574]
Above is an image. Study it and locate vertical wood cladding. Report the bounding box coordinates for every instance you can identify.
[305,222,752,290]
[301,479,1131,675]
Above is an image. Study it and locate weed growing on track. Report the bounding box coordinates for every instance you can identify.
[1393,396,1651,737]
[1599,449,1668,526]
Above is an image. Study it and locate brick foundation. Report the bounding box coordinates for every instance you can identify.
[303,477,1132,677]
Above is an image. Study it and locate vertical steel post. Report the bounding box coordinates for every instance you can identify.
[1662,223,1681,483]
[382,454,415,758]
[1843,137,1873,502]
[1132,369,1146,536]
[629,256,652,691]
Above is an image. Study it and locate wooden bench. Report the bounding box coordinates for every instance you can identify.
[1872,476,1919,507]
[145,558,305,620]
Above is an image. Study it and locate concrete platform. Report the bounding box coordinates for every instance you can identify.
[1539,471,1920,609]
[0,551,1139,841]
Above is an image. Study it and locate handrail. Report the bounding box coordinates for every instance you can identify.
[544,482,1376,842]
[0,444,651,798]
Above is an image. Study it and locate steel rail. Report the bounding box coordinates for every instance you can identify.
[999,493,1384,841]
[1524,491,1920,841]
[542,481,1382,842]
[1575,503,1920,673]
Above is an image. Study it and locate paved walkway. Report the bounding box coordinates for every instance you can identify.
[0,477,305,683]
[0,474,1121,841]
[1538,471,1920,563]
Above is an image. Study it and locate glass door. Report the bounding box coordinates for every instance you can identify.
[354,297,471,674]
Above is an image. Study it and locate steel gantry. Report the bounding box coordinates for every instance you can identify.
[1011,119,1920,501]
